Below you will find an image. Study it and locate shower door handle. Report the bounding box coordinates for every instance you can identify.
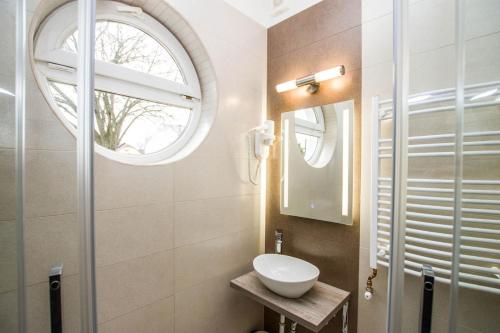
[419,264,434,333]
[49,265,63,333]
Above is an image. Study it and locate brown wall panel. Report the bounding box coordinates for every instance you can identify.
[265,0,362,332]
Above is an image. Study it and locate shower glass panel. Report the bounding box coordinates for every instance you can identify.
[24,0,84,330]
[400,0,458,331]
[16,0,97,331]
[388,0,500,332]
[0,0,21,331]
[458,0,500,331]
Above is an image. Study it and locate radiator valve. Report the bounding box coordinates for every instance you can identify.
[364,268,378,300]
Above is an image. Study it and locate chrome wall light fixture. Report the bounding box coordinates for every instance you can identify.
[275,65,345,94]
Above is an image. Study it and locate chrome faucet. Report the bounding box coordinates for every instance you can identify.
[275,229,283,254]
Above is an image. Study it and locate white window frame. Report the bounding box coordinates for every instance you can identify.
[294,107,325,164]
[33,0,202,165]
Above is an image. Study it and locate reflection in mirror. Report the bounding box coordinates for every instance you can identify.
[281,100,354,224]
[294,106,337,168]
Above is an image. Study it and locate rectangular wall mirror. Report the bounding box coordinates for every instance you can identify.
[280,100,354,224]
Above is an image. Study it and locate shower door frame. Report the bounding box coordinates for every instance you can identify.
[14,0,99,332]
[387,0,409,332]
[387,0,465,332]
[15,0,27,331]
[77,0,98,332]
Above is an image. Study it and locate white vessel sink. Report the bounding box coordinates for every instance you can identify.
[253,254,320,298]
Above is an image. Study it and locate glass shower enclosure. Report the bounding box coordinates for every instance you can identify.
[1,0,97,331]
[375,0,500,332]
[2,0,499,332]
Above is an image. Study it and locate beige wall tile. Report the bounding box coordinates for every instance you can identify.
[0,221,17,294]
[203,32,266,98]
[174,227,259,292]
[0,0,15,78]
[188,93,265,160]
[0,290,18,332]
[0,149,16,221]
[465,32,500,84]
[174,274,230,329]
[362,0,392,23]
[174,232,236,292]
[0,98,15,149]
[25,214,78,285]
[98,297,174,333]
[166,0,267,61]
[94,155,174,210]
[25,150,76,218]
[174,194,259,247]
[408,0,455,54]
[361,13,392,68]
[465,0,500,40]
[174,314,218,333]
[26,66,57,122]
[27,116,76,152]
[174,156,258,202]
[25,65,75,151]
[96,250,174,323]
[174,270,263,333]
[96,203,174,267]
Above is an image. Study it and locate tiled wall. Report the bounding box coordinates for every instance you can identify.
[0,0,18,331]
[359,0,500,332]
[0,0,268,332]
[265,0,362,332]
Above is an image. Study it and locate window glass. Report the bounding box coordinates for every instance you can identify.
[63,20,184,83]
[49,81,190,155]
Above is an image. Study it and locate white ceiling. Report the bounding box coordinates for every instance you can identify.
[223,0,324,28]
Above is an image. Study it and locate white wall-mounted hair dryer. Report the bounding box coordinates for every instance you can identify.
[253,120,275,160]
[247,120,275,185]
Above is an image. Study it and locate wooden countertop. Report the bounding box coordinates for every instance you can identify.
[230,271,350,332]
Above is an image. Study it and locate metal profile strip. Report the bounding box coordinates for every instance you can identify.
[77,0,97,332]
[386,0,409,331]
[449,0,466,331]
[15,0,27,331]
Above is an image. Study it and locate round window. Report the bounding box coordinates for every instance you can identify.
[32,1,203,164]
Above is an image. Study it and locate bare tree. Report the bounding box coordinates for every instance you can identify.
[51,21,185,153]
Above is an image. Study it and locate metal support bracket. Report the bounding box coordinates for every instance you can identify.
[279,314,286,333]
[342,301,349,333]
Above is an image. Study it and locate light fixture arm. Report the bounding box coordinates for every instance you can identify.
[296,74,319,94]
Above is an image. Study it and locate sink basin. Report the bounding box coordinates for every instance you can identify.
[253,254,320,298]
